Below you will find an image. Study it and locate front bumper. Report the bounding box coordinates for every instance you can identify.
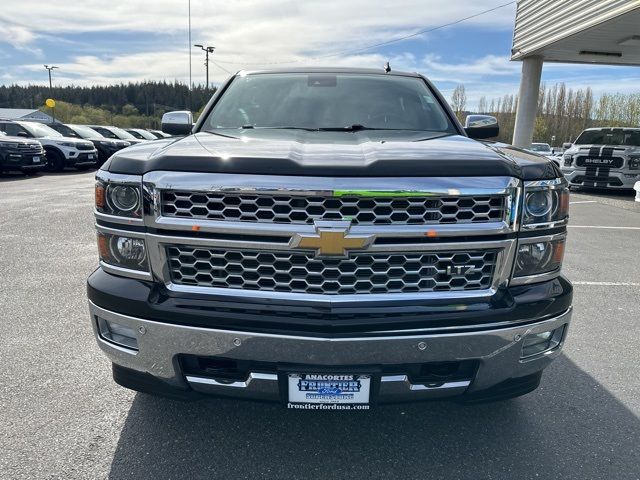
[1,152,46,171]
[562,167,640,189]
[67,151,99,167]
[89,299,572,403]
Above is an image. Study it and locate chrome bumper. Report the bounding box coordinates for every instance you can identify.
[89,301,572,403]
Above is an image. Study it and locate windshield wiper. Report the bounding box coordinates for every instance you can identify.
[239,125,318,131]
[318,124,426,132]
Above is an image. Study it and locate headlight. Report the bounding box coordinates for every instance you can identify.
[110,185,140,212]
[629,156,640,170]
[563,155,572,167]
[97,232,149,272]
[522,179,569,229]
[95,172,143,219]
[59,142,76,147]
[512,235,566,282]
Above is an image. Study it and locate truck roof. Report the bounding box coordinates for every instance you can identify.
[237,67,422,78]
[582,126,640,132]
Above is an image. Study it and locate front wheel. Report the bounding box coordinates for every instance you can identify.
[45,150,65,172]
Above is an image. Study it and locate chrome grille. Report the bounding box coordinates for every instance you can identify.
[161,192,506,225]
[166,246,498,295]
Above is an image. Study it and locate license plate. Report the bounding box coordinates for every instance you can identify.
[287,373,371,408]
[88,154,94,159]
[33,156,40,163]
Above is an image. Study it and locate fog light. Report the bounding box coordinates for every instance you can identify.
[521,326,564,359]
[97,317,138,350]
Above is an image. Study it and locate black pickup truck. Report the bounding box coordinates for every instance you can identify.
[88,68,572,408]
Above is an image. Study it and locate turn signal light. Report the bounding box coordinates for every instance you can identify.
[95,184,106,209]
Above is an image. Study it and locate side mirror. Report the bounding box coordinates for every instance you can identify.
[17,131,29,138]
[464,115,499,140]
[161,111,193,136]
[562,142,572,150]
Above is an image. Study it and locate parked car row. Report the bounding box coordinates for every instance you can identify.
[0,118,172,175]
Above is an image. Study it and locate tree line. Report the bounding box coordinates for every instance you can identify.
[0,81,215,127]
[451,83,640,146]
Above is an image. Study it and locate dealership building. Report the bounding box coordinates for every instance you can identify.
[511,0,640,147]
[0,108,54,123]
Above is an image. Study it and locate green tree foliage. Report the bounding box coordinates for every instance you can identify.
[464,83,639,146]
[0,81,215,128]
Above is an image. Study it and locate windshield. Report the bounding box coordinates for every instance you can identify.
[21,122,63,138]
[530,143,552,152]
[204,73,456,132]
[69,125,105,139]
[575,129,640,146]
[127,130,145,139]
[52,124,81,138]
[109,127,137,140]
[93,126,137,140]
[132,129,158,140]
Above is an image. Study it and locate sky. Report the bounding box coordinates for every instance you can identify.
[0,0,639,109]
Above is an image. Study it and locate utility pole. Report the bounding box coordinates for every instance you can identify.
[44,65,58,122]
[188,0,192,110]
[194,44,215,90]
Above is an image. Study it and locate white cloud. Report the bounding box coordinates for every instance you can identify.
[1,0,516,74]
[3,0,638,110]
[0,21,42,56]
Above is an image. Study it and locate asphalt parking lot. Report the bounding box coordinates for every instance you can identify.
[1,171,639,480]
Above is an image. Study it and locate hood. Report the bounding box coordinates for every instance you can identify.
[105,130,561,180]
[92,138,130,147]
[44,135,94,146]
[568,144,640,154]
[0,135,41,146]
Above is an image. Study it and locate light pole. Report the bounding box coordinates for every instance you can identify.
[44,65,58,122]
[194,44,215,90]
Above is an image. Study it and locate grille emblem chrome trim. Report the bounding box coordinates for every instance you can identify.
[289,221,375,257]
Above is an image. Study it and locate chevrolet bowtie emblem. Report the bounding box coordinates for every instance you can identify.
[290,221,375,257]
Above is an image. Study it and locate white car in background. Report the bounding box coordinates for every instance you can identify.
[528,142,562,167]
[0,120,98,171]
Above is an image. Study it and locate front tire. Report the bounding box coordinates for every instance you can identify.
[45,150,65,172]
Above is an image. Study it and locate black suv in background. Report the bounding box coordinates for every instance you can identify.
[89,126,145,145]
[47,123,131,167]
[0,131,46,175]
[125,128,159,141]
[146,129,172,139]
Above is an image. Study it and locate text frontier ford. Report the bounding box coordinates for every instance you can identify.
[88,68,572,408]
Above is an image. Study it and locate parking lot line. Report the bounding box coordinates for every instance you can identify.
[568,225,640,230]
[569,201,598,204]
[573,281,640,287]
